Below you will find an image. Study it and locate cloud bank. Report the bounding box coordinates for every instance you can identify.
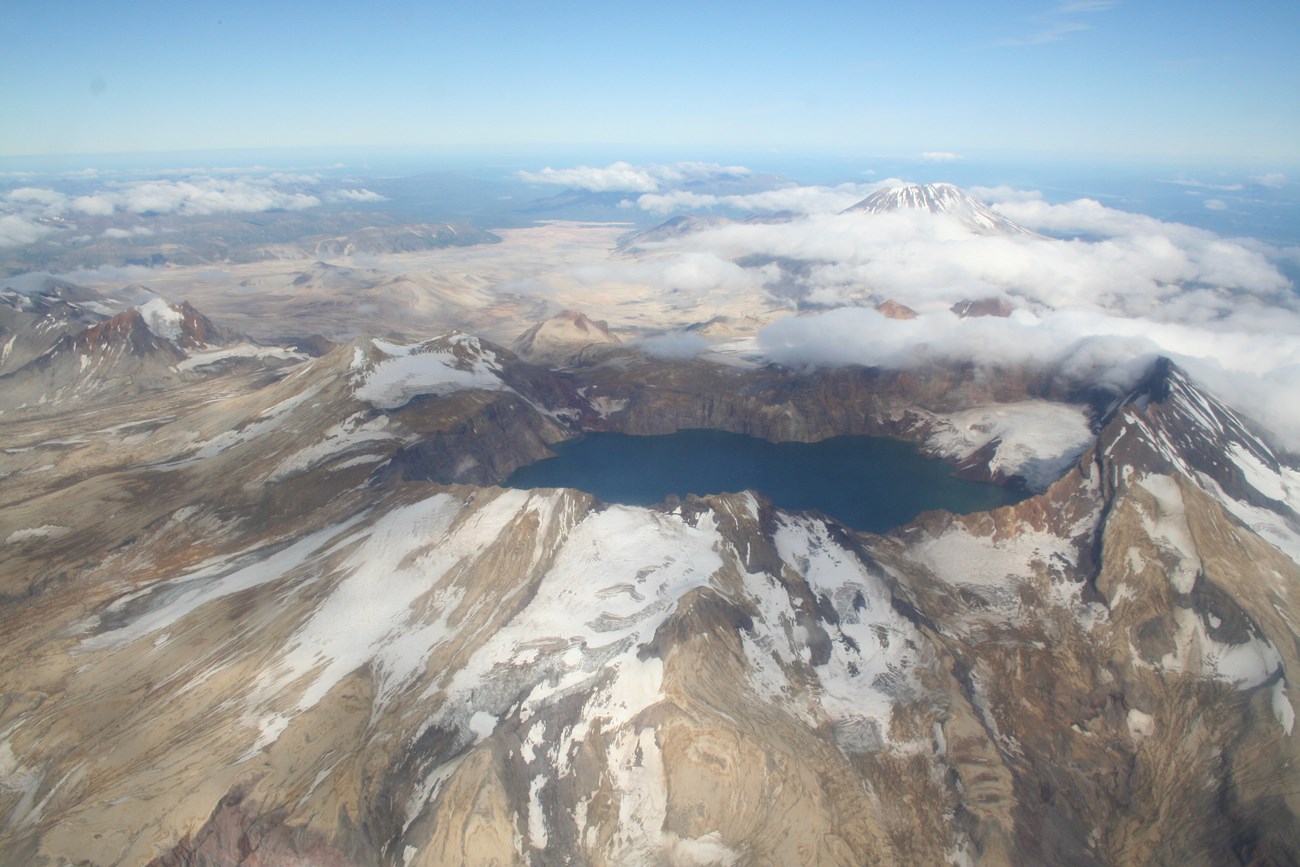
[518,161,752,193]
[0,174,388,247]
[68,178,322,216]
[611,178,1300,449]
[635,181,891,216]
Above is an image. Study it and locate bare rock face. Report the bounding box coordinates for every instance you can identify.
[951,296,1015,318]
[0,299,298,412]
[0,351,1296,866]
[874,299,918,320]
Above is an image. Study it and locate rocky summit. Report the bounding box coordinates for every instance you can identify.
[0,303,1296,866]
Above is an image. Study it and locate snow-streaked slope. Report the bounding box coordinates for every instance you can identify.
[32,486,927,865]
[3,353,1299,866]
[844,183,1037,236]
[926,400,1094,491]
[352,333,510,409]
[138,298,186,345]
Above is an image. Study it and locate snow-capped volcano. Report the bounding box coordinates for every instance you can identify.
[844,182,1036,236]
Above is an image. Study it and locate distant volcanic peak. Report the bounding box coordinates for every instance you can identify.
[852,182,968,212]
[875,299,918,320]
[845,182,1035,236]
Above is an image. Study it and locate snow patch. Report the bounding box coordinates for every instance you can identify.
[265,413,402,481]
[527,774,549,849]
[590,396,629,418]
[1134,475,1199,594]
[666,832,740,866]
[0,741,42,827]
[912,521,1076,591]
[927,401,1093,491]
[5,524,71,544]
[1196,468,1300,567]
[1226,443,1287,502]
[773,515,923,739]
[1126,708,1154,741]
[353,334,508,409]
[81,512,370,650]
[469,711,497,741]
[138,298,184,344]
[175,343,304,372]
[1159,606,1280,689]
[1273,680,1295,736]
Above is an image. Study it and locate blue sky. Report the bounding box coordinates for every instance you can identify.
[2,1,1298,162]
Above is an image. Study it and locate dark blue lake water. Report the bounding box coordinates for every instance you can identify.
[504,429,1024,533]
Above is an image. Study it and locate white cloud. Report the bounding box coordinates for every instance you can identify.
[267,172,322,184]
[0,214,51,247]
[97,178,322,216]
[1161,176,1245,192]
[69,194,116,216]
[636,190,721,213]
[636,181,885,216]
[920,151,964,163]
[5,176,324,223]
[518,161,751,193]
[1001,20,1089,45]
[1054,1,1117,12]
[102,226,155,239]
[969,185,1044,204]
[519,162,663,193]
[756,304,1300,448]
[6,187,67,208]
[619,184,1300,447]
[658,202,1288,314]
[327,188,387,203]
[1251,172,1287,189]
[1001,0,1114,46]
[575,251,765,297]
[0,174,353,249]
[1203,198,1228,211]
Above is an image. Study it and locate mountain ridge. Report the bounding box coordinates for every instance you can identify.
[0,342,1297,865]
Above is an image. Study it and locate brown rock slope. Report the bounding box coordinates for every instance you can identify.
[0,352,1295,865]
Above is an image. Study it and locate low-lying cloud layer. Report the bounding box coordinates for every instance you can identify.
[635,182,889,216]
[597,171,1299,449]
[0,174,385,247]
[517,161,751,193]
[66,178,322,217]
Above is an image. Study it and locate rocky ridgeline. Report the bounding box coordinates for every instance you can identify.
[0,317,1296,865]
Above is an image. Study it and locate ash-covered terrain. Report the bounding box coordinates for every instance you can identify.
[1,175,1298,866]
